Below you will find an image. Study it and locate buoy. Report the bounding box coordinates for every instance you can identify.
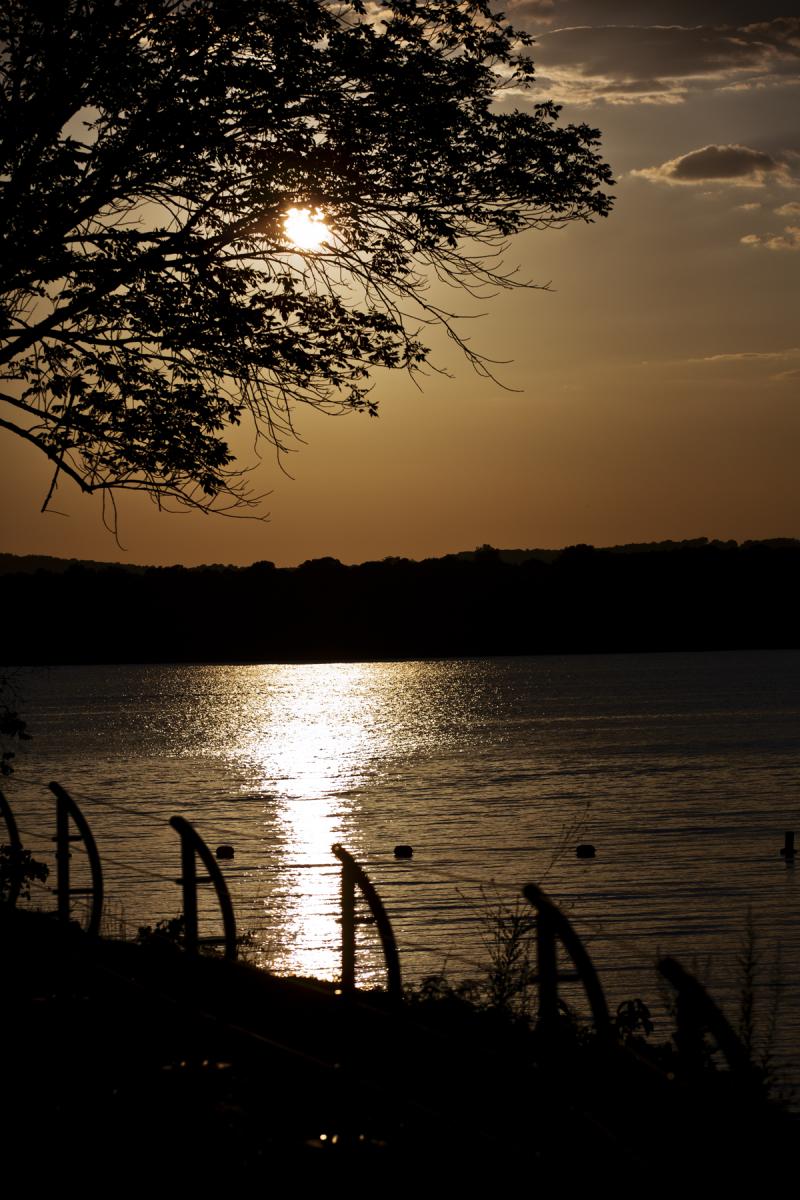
[215,844,235,860]
[576,844,596,859]
[394,844,413,859]
[780,831,795,859]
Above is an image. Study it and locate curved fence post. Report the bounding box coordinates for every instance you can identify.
[169,816,237,961]
[657,956,754,1076]
[522,883,612,1041]
[331,844,402,1001]
[49,782,104,937]
[0,788,23,907]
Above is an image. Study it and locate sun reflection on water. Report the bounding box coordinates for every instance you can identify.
[228,663,394,979]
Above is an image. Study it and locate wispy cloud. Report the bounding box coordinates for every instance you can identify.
[674,348,800,381]
[684,349,800,365]
[649,347,800,384]
[511,17,800,106]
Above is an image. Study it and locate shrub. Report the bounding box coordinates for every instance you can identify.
[0,843,49,904]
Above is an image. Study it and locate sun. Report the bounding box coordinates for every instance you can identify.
[283,206,330,251]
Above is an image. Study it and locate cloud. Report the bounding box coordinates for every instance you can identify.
[644,344,800,387]
[741,225,800,251]
[517,17,800,105]
[669,347,800,383]
[684,349,800,365]
[775,201,800,216]
[506,0,556,25]
[632,144,789,186]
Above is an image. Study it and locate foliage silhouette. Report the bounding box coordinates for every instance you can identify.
[0,674,30,776]
[0,0,613,523]
[136,913,187,950]
[136,911,259,960]
[0,843,48,903]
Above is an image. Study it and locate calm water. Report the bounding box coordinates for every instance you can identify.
[5,651,800,1085]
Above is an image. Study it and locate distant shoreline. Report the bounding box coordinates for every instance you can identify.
[3,535,799,576]
[3,539,799,665]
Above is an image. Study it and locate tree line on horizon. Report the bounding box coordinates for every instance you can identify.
[2,535,798,576]
[3,538,798,664]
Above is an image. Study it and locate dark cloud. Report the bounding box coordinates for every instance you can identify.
[666,145,776,180]
[515,17,800,105]
[538,25,771,76]
[633,143,789,185]
[507,0,556,25]
[510,3,800,28]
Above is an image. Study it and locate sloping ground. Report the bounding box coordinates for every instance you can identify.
[2,909,794,1189]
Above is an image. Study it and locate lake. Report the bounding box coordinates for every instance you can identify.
[5,650,800,1090]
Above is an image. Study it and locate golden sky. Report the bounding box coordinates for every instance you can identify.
[1,0,798,566]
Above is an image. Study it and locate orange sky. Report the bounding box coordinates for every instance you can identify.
[1,1,798,567]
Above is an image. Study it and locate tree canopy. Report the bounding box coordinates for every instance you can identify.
[0,0,613,520]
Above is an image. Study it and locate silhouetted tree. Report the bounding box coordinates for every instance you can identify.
[0,0,613,522]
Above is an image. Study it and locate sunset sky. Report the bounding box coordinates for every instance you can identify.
[1,0,798,567]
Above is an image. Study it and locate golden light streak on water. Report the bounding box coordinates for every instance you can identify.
[228,663,394,979]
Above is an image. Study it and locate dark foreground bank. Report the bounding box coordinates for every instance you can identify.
[2,907,795,1189]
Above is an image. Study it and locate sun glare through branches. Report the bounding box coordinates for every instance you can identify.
[283,206,331,251]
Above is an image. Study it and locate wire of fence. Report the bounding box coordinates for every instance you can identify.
[4,778,694,1010]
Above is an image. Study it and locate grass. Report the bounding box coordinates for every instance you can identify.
[2,895,797,1190]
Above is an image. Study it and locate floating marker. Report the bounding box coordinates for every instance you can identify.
[576,844,596,859]
[215,844,235,860]
[394,844,413,859]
